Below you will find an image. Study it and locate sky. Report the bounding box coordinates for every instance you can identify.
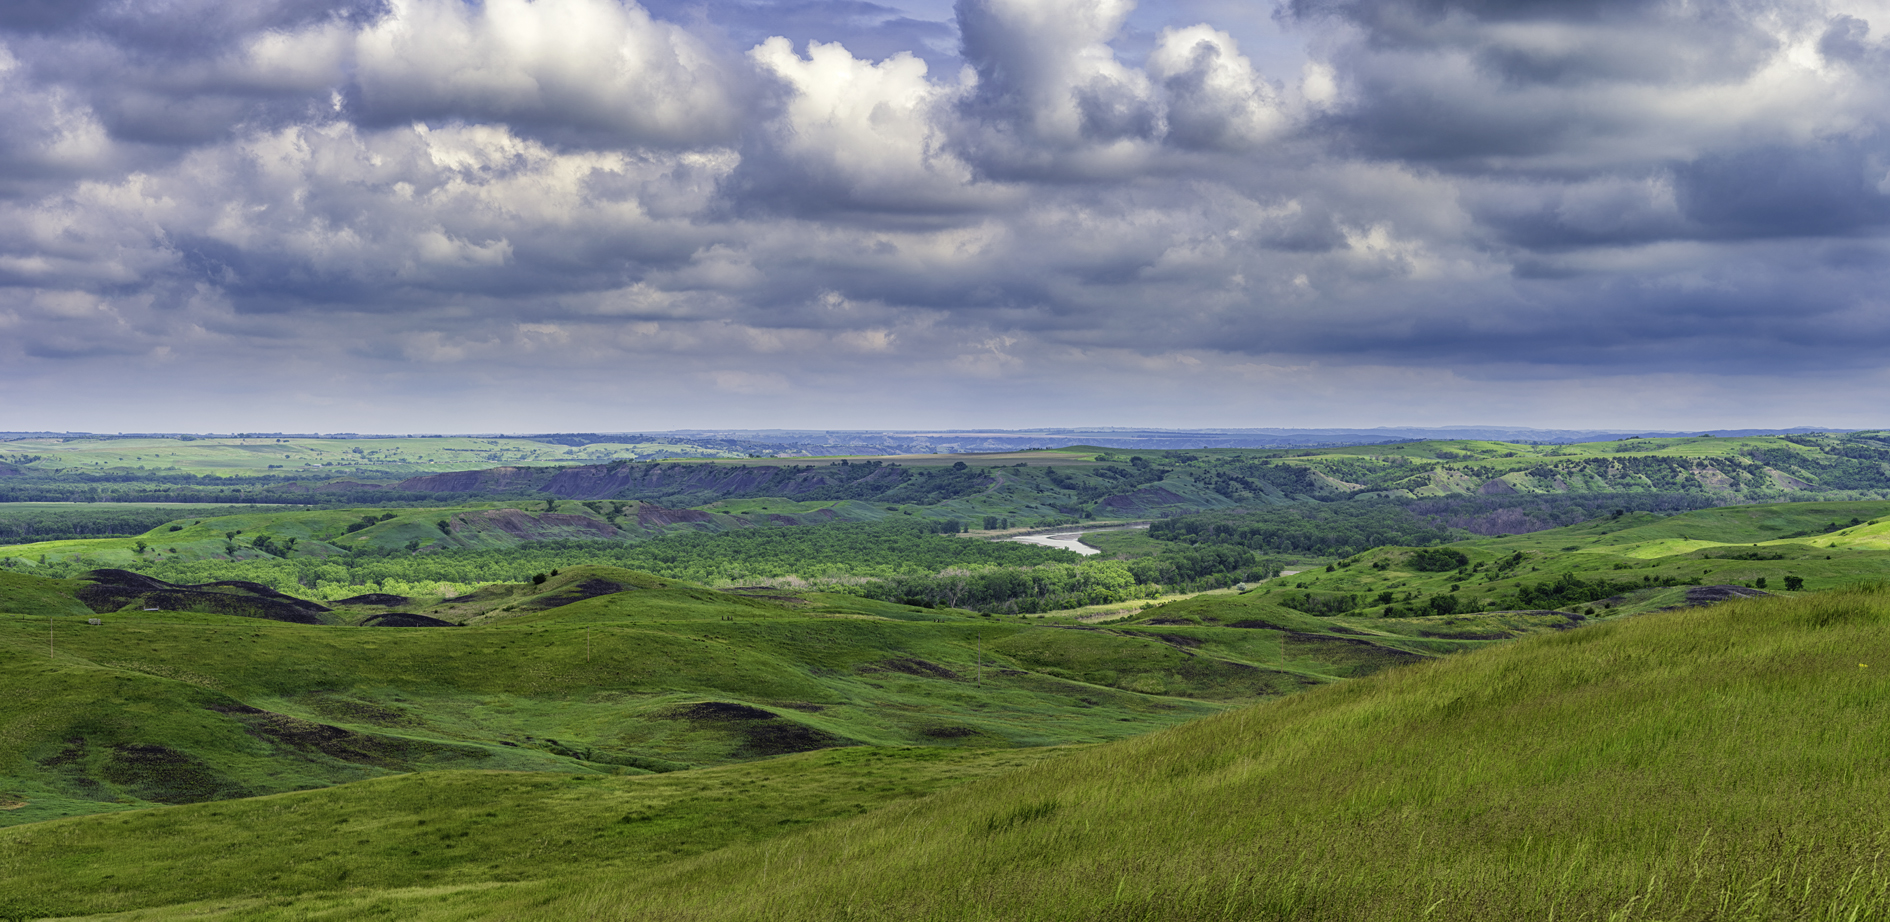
[3,0,1890,434]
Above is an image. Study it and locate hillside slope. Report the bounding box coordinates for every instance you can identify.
[13,584,1888,921]
[0,567,1444,827]
[491,589,1890,920]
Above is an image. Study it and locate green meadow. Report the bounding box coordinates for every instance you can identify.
[0,564,1462,834]
[5,582,1887,920]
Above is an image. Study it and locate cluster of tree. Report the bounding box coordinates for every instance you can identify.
[856,545,1276,614]
[859,560,1154,612]
[344,513,399,533]
[1405,547,1470,571]
[1505,571,1643,611]
[1277,592,1361,616]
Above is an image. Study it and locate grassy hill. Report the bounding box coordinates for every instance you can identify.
[0,565,1462,832]
[0,747,1065,921]
[0,500,897,572]
[7,580,1887,919]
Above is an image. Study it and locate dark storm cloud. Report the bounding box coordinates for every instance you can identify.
[6,0,1890,431]
[1676,142,1890,239]
[0,1,388,147]
[1296,0,1791,168]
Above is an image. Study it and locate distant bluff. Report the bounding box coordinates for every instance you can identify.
[396,461,914,501]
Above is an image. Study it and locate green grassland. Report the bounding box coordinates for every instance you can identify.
[0,746,1064,921]
[12,578,1890,920]
[0,564,1464,837]
[8,437,1890,919]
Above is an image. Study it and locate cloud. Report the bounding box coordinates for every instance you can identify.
[352,0,744,146]
[742,36,1000,213]
[1148,25,1285,150]
[6,0,1890,432]
[951,0,1165,175]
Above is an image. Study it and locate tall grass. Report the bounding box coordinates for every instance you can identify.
[481,586,1890,921]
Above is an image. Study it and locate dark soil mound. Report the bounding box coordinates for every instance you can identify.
[81,570,332,624]
[82,569,173,591]
[301,694,417,727]
[1144,632,1203,648]
[672,702,778,721]
[665,701,856,756]
[1416,610,1584,638]
[734,722,849,757]
[1687,585,1771,605]
[1280,632,1429,677]
[860,657,962,681]
[524,578,630,610]
[359,612,456,627]
[197,580,308,600]
[335,593,410,606]
[1227,618,1298,631]
[1413,627,1520,640]
[100,743,248,804]
[214,705,484,769]
[38,737,90,769]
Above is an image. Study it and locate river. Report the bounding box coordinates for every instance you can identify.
[1004,524,1148,557]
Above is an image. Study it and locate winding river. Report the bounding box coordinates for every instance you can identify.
[1004,523,1149,556]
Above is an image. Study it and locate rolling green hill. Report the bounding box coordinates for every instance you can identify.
[0,500,895,571]
[7,579,1887,920]
[0,565,1472,833]
[10,437,1890,919]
